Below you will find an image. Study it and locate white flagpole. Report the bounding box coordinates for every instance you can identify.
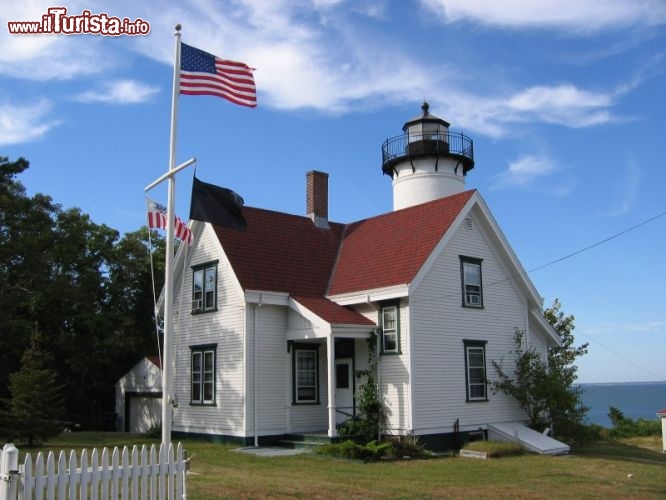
[162,23,182,449]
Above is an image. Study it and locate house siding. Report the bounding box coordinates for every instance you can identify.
[248,304,288,436]
[410,214,527,434]
[379,299,411,433]
[172,224,246,436]
[528,317,550,358]
[289,340,329,432]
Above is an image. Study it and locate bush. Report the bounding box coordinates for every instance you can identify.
[553,419,602,448]
[610,418,660,438]
[383,436,430,458]
[145,424,161,438]
[315,440,391,462]
[606,406,661,438]
[317,437,430,461]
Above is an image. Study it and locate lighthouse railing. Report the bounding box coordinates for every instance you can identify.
[381,131,474,173]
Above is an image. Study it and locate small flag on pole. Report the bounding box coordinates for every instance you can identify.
[180,42,257,108]
[189,176,246,230]
[147,198,194,245]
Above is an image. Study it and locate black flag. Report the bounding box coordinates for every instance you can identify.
[189,176,247,230]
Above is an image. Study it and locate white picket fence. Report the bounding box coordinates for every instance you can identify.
[0,442,187,500]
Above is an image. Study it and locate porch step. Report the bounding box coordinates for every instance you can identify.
[277,432,333,450]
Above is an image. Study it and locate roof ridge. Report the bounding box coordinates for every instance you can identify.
[324,221,351,296]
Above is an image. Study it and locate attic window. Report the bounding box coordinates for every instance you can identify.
[192,261,218,313]
[460,256,483,308]
[464,218,473,230]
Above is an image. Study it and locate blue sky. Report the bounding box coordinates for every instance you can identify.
[2,0,665,384]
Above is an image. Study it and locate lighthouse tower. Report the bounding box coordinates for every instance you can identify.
[382,102,475,211]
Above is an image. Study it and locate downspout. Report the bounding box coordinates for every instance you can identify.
[406,300,414,435]
[376,327,381,443]
[253,295,263,447]
[525,301,529,347]
[327,333,336,438]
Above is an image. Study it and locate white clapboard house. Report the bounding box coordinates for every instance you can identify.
[164,104,563,451]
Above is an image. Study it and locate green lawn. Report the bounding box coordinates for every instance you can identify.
[12,433,666,499]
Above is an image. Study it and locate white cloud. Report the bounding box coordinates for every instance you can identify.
[420,0,666,33]
[0,100,60,146]
[604,160,641,217]
[492,154,557,189]
[75,80,160,104]
[505,84,617,127]
[0,1,654,133]
[427,82,620,138]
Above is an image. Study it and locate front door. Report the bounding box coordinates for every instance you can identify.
[335,359,354,424]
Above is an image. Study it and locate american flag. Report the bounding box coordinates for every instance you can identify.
[147,198,194,245]
[179,42,257,108]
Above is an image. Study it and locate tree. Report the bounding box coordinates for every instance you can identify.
[0,156,59,398]
[492,299,589,443]
[542,299,589,435]
[0,156,165,430]
[1,335,64,445]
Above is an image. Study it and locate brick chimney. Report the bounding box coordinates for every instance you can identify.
[306,170,329,228]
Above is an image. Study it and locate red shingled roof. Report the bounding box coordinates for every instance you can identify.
[212,190,475,323]
[213,207,345,296]
[329,190,475,295]
[146,356,161,369]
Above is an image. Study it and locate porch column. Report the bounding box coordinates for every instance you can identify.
[327,334,336,437]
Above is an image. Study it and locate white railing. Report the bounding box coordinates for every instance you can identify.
[0,442,187,500]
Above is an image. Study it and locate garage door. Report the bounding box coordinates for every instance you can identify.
[128,395,162,433]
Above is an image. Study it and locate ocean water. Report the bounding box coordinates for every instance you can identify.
[579,381,666,427]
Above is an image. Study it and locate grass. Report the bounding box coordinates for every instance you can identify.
[9,432,666,499]
[462,440,525,457]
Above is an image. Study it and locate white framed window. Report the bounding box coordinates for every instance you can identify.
[192,262,218,312]
[381,303,399,353]
[191,345,216,405]
[464,340,487,401]
[460,257,483,308]
[293,346,319,403]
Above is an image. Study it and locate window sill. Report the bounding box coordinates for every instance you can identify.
[189,402,217,407]
[292,401,321,406]
[191,308,218,315]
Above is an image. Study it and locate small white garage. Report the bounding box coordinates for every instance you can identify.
[115,356,162,433]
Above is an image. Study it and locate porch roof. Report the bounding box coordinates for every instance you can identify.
[292,296,375,326]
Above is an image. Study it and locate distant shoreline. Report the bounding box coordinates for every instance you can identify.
[578,381,666,386]
[578,381,666,427]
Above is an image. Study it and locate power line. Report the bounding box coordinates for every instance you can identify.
[528,209,666,274]
[577,329,666,382]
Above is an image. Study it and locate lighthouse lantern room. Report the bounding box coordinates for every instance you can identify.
[382,102,475,210]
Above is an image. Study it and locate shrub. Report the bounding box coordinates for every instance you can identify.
[145,423,162,438]
[315,440,391,462]
[606,406,661,438]
[384,436,430,458]
[553,420,602,448]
